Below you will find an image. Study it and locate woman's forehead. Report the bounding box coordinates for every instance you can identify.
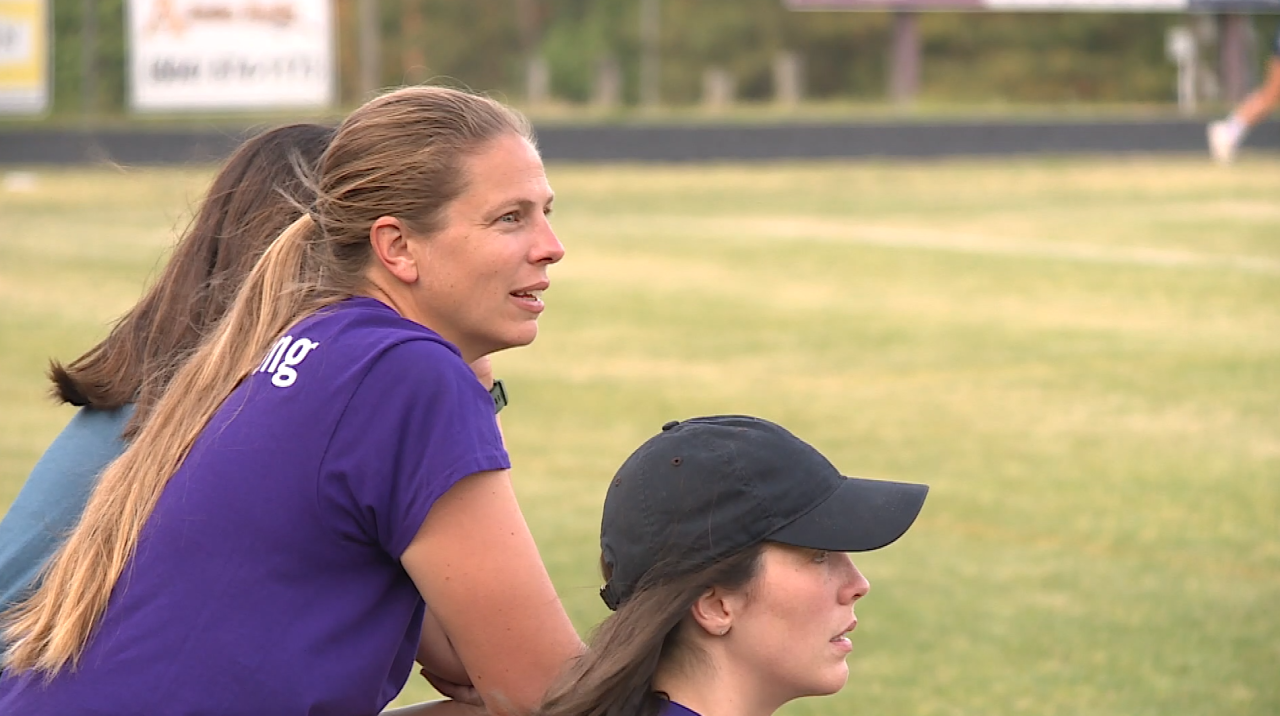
[456,135,547,191]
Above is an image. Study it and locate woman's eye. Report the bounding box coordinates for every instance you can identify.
[498,211,520,224]
[812,550,829,563]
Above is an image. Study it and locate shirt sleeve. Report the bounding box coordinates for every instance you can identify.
[0,406,132,613]
[318,339,510,558]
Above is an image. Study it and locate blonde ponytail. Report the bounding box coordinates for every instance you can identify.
[2,216,343,675]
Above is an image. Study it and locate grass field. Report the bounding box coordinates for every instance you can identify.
[1,157,1277,716]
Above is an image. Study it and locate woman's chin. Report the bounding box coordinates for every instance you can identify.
[809,664,850,697]
[489,323,540,352]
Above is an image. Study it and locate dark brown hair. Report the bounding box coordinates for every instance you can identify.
[6,86,533,675]
[535,546,764,716]
[48,122,334,440]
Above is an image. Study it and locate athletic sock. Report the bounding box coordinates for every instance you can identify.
[1225,114,1248,140]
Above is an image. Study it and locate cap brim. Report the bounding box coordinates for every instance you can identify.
[769,477,928,552]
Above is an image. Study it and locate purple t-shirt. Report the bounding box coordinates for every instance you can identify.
[0,297,510,715]
[657,699,700,716]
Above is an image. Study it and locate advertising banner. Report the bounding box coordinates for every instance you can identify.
[128,0,334,111]
[0,0,49,115]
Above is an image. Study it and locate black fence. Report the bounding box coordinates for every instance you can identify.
[1,118,1277,165]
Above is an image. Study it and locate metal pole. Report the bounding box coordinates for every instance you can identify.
[516,0,547,105]
[889,11,920,105]
[402,0,424,84]
[640,0,660,108]
[81,0,97,118]
[1219,13,1249,104]
[358,0,381,98]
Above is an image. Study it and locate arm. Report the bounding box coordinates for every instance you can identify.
[401,469,585,716]
[415,604,485,706]
[417,603,469,684]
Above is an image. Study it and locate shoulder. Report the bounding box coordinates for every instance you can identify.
[15,405,135,509]
[356,337,484,411]
[321,296,476,386]
[0,406,134,609]
[38,405,134,468]
[294,296,464,362]
[301,299,489,426]
[251,297,467,392]
[656,700,704,716]
[323,331,496,458]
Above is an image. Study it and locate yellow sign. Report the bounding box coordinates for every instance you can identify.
[0,0,49,114]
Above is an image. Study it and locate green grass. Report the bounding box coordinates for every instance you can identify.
[1,157,1278,716]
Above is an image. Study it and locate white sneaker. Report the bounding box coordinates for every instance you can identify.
[1207,120,1239,164]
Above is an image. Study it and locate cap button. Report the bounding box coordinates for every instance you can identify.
[661,420,680,431]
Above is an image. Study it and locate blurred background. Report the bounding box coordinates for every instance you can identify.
[1,2,1278,716]
[1,0,1279,119]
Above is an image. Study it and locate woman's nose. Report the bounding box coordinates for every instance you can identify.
[838,555,871,604]
[534,219,565,265]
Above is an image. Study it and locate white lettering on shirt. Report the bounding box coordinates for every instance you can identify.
[255,335,320,388]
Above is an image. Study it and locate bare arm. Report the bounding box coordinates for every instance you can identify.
[401,469,585,716]
[417,604,469,684]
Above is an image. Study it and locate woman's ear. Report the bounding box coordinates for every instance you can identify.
[369,216,420,285]
[689,587,735,637]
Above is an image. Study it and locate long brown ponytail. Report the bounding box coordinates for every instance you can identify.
[47,123,332,440]
[535,547,763,716]
[2,86,532,675]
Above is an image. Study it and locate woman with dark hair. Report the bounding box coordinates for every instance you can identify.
[0,87,583,715]
[536,415,930,716]
[0,123,333,643]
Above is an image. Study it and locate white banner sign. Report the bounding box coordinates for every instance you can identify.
[128,0,334,111]
[0,0,49,115]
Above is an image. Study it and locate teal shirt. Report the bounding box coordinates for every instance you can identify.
[0,405,133,653]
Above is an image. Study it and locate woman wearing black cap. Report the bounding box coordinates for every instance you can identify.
[535,415,929,716]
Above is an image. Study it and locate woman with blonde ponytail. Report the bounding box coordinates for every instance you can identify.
[535,416,929,716]
[0,87,582,716]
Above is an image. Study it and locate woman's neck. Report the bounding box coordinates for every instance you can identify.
[654,658,780,716]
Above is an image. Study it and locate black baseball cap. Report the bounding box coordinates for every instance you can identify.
[599,415,929,610]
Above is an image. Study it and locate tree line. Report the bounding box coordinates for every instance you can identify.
[47,0,1280,116]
